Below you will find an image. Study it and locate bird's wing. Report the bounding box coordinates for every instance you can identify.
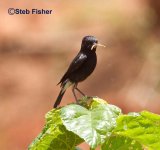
[67,52,87,73]
[58,52,87,85]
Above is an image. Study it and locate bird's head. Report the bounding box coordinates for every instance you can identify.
[81,35,105,52]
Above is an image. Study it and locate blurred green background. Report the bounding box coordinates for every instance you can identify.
[0,0,160,150]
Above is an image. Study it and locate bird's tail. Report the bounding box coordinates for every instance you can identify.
[54,80,73,108]
[53,88,66,108]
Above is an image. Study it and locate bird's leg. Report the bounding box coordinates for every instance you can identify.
[72,84,78,103]
[75,88,85,96]
[75,84,86,96]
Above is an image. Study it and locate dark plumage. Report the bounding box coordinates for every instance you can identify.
[54,35,105,108]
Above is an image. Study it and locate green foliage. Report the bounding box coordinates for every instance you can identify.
[28,109,83,150]
[60,98,121,149]
[102,111,160,150]
[28,97,160,150]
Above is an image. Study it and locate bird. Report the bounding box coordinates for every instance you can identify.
[54,35,105,108]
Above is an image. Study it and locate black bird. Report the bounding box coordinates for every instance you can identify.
[54,35,105,108]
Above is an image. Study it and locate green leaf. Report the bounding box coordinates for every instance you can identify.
[102,111,160,150]
[101,134,143,150]
[28,109,83,150]
[60,98,121,149]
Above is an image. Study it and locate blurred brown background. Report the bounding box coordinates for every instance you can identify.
[0,0,160,150]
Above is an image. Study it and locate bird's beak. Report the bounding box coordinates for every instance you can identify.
[91,43,106,50]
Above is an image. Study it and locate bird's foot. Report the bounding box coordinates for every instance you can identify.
[76,95,93,108]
